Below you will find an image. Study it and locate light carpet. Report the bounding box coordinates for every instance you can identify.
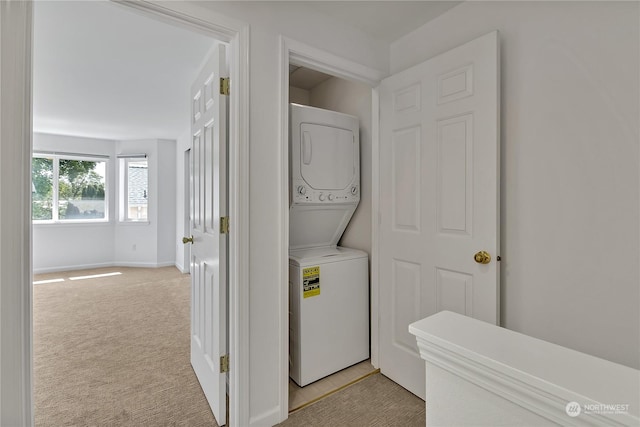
[33,267,217,427]
[35,266,425,427]
[279,373,426,427]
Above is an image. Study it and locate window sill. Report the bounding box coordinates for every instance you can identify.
[117,220,150,226]
[33,220,111,227]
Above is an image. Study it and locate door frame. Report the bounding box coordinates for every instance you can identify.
[182,148,191,274]
[0,3,33,424]
[278,36,385,417]
[1,2,251,425]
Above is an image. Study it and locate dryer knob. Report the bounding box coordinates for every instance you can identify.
[319,193,325,201]
[297,185,306,195]
[328,194,334,201]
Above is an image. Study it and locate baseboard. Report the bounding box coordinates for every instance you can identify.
[34,261,178,275]
[156,261,177,268]
[111,261,177,269]
[33,262,115,275]
[175,262,190,274]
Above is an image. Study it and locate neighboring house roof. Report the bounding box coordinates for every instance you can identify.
[128,164,148,205]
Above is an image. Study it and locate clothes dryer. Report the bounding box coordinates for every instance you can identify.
[289,104,360,250]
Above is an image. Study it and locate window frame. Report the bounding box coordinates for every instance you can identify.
[118,155,149,224]
[32,152,110,224]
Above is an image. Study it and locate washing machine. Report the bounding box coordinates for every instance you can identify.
[289,246,369,387]
[288,103,369,386]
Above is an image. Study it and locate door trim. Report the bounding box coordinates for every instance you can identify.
[370,87,381,368]
[279,36,385,420]
[181,148,191,274]
[5,1,251,425]
[0,2,34,425]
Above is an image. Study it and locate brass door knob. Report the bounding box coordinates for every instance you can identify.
[182,236,194,244]
[474,251,491,264]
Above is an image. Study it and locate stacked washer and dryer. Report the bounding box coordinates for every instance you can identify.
[288,103,369,387]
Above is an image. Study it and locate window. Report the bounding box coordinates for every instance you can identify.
[32,157,54,220]
[119,156,148,222]
[32,154,108,222]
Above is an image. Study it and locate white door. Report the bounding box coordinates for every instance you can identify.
[378,31,500,399]
[188,43,228,425]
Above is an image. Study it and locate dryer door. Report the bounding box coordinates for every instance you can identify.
[300,124,355,191]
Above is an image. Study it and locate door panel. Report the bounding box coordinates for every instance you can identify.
[392,126,421,232]
[204,121,216,234]
[391,259,422,355]
[379,31,500,399]
[437,114,473,235]
[436,268,473,315]
[189,43,228,426]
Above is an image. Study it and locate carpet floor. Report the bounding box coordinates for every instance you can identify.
[35,266,425,427]
[279,373,425,427]
[33,266,217,427]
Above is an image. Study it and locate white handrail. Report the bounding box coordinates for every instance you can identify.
[410,311,639,426]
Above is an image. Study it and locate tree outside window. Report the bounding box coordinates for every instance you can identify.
[32,157,53,220]
[32,155,107,222]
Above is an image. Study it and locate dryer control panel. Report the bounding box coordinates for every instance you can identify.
[292,179,359,204]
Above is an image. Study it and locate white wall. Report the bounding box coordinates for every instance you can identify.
[33,133,177,272]
[193,2,388,424]
[309,77,373,257]
[391,1,639,369]
[157,139,177,265]
[289,86,310,105]
[33,133,116,272]
[114,139,176,268]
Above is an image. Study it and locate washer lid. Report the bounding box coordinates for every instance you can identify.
[289,203,356,250]
[300,123,355,191]
[289,246,368,265]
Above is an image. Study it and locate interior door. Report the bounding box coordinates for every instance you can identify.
[378,31,500,399]
[188,43,228,425]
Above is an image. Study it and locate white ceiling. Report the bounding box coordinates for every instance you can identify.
[33,1,215,141]
[33,1,460,141]
[305,1,462,43]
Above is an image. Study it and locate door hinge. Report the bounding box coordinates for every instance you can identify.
[220,77,230,96]
[220,216,229,234]
[220,354,229,373]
